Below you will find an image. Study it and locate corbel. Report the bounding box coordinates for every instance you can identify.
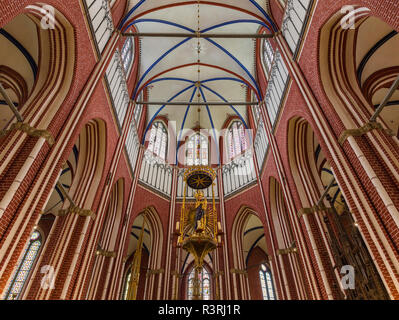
[58,206,96,220]
[230,268,248,277]
[96,248,117,258]
[146,268,165,277]
[213,271,225,277]
[277,247,298,256]
[0,122,55,146]
[171,271,183,279]
[297,204,333,218]
[338,121,394,145]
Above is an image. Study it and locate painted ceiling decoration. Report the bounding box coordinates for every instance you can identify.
[119,1,276,155]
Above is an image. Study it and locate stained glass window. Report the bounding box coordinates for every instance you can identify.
[227,121,247,160]
[186,133,208,166]
[121,37,134,75]
[259,263,276,300]
[147,121,168,160]
[263,39,275,77]
[4,231,42,300]
[187,267,211,300]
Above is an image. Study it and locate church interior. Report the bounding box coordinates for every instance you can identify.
[0,0,399,300]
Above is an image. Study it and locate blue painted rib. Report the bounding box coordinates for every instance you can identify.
[119,0,147,29]
[246,233,265,267]
[199,87,220,165]
[124,18,264,98]
[61,168,70,175]
[142,84,195,144]
[201,84,249,129]
[133,37,192,99]
[119,0,277,31]
[248,0,278,31]
[55,186,65,202]
[139,77,260,102]
[131,225,151,235]
[181,252,190,274]
[0,100,19,107]
[204,37,262,98]
[0,29,38,79]
[244,226,264,236]
[73,145,79,163]
[201,77,261,101]
[130,232,150,253]
[144,77,195,88]
[176,87,197,163]
[332,189,341,204]
[357,30,398,82]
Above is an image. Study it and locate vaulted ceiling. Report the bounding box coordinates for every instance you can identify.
[120,0,275,143]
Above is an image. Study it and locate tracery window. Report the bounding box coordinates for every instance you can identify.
[134,103,143,126]
[263,39,275,77]
[121,37,134,75]
[227,121,247,160]
[186,133,208,166]
[187,267,211,300]
[147,121,168,160]
[4,231,42,300]
[259,263,275,300]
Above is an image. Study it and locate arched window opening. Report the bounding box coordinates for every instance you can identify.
[4,230,42,300]
[186,133,208,166]
[227,121,247,160]
[187,267,211,300]
[262,39,275,77]
[121,37,134,76]
[147,121,168,160]
[259,264,275,300]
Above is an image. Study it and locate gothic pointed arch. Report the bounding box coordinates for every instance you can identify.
[231,206,274,300]
[287,117,390,299]
[21,118,107,300]
[123,206,164,300]
[88,178,125,299]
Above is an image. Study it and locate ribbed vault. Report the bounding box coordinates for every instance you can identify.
[119,1,275,145]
